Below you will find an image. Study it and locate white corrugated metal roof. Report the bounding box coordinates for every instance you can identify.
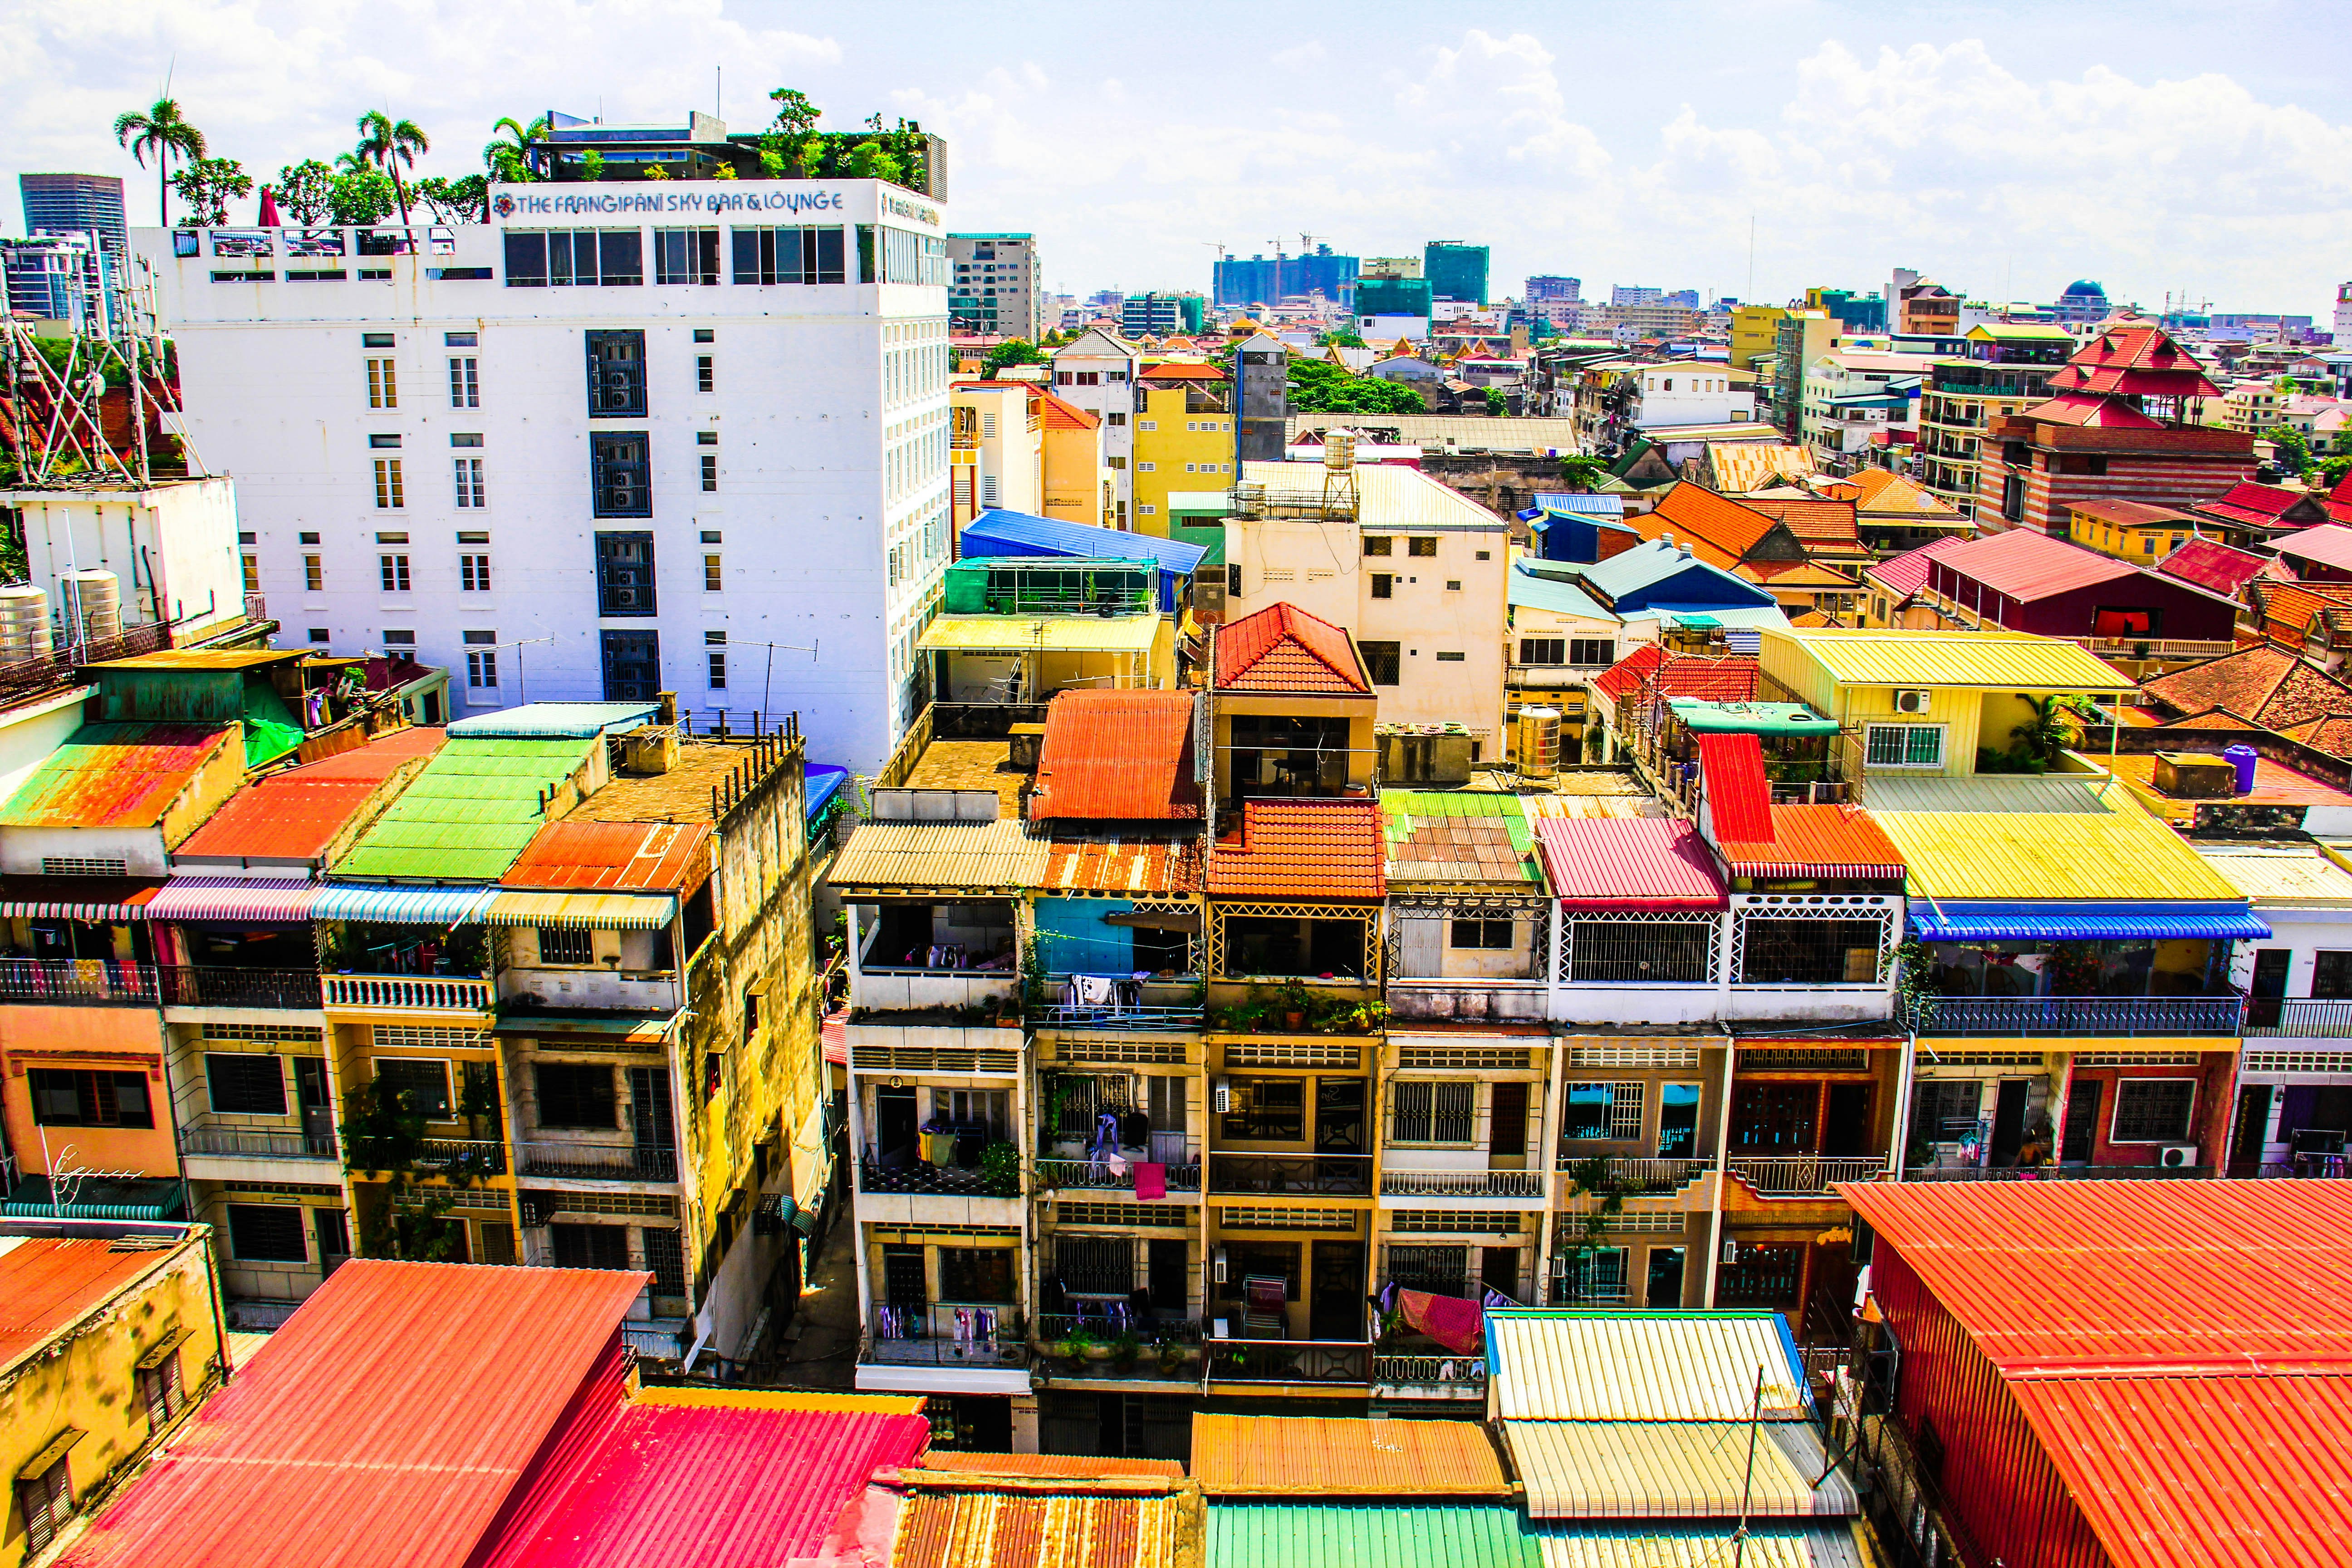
[827,819,1050,892]
[2202,846,2352,908]
[1532,1524,1868,1568]
[1485,1312,1808,1422]
[1505,1421,1858,1519]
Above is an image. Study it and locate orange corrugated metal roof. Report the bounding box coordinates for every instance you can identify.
[0,722,234,831]
[1208,798,1384,900]
[1039,838,1202,894]
[1189,1414,1508,1496]
[889,1472,1198,1568]
[174,727,446,862]
[502,819,713,893]
[1140,361,1228,381]
[919,1452,1185,1479]
[1716,804,1905,880]
[59,1259,650,1568]
[1648,483,1779,560]
[1215,603,1369,694]
[1029,690,1200,822]
[0,1237,186,1374]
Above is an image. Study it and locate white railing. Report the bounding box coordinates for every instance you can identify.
[1727,1155,1886,1195]
[1379,1169,1545,1198]
[319,973,494,1011]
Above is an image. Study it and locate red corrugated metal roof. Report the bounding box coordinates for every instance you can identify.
[2156,537,2267,597]
[1864,536,1972,601]
[59,1259,650,1568]
[2274,522,2352,573]
[1039,837,1202,893]
[175,727,446,862]
[1028,690,1200,821]
[1927,527,2140,602]
[1696,732,1772,843]
[1215,603,1369,693]
[502,820,713,892]
[0,1237,186,1374]
[0,723,234,831]
[1592,646,1759,703]
[1139,361,1228,381]
[1208,799,1383,900]
[1533,817,1727,910]
[1715,804,1905,880]
[477,1399,931,1568]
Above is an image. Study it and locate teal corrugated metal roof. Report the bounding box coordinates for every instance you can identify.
[1209,1504,1540,1568]
[1509,563,1612,621]
[332,737,595,882]
[446,702,658,739]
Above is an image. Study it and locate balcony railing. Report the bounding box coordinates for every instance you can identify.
[1035,1157,1202,1193]
[179,1125,337,1160]
[1209,1152,1372,1196]
[858,1156,1019,1198]
[1204,1337,1370,1384]
[622,1324,688,1361]
[1904,994,2242,1038]
[2244,1000,2352,1038]
[1902,1162,2209,1181]
[867,1306,1027,1367]
[1371,1354,1487,1394]
[1555,1156,1711,1194]
[1727,1155,1886,1195]
[0,958,157,1005]
[159,966,323,1010]
[1028,1004,1206,1032]
[413,1138,506,1177]
[518,1139,678,1182]
[321,973,494,1012]
[1037,1315,1205,1346]
[1379,1169,1544,1199]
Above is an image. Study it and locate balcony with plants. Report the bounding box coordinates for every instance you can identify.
[1901,937,2243,1038]
[1034,1070,1199,1196]
[317,921,493,1014]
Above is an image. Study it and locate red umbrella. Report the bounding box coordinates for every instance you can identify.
[257,186,282,226]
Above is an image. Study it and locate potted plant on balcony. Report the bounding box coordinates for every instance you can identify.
[1152,1334,1196,1376]
[1062,1325,1101,1366]
[979,1141,1022,1197]
[1278,981,1311,1031]
[1108,1331,1141,1373]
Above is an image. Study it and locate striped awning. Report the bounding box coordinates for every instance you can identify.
[483,890,678,931]
[0,877,166,921]
[313,884,498,926]
[146,875,320,924]
[2,1174,186,1221]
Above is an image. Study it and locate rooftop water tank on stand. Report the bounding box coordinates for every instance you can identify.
[1515,706,1562,779]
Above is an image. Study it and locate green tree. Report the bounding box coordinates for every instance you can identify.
[1482,387,1510,417]
[274,159,336,224]
[414,173,488,223]
[578,148,607,182]
[171,157,251,225]
[2261,423,2314,476]
[768,88,822,136]
[484,114,549,182]
[1316,329,1367,348]
[1556,455,1610,490]
[1285,358,1426,416]
[355,110,431,223]
[2320,453,2352,488]
[842,140,904,184]
[328,166,397,225]
[114,98,208,225]
[984,339,1049,379]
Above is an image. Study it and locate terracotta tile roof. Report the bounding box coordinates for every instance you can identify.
[2045,322,2221,398]
[1038,837,1202,893]
[1742,499,1864,552]
[1589,643,1665,699]
[1786,609,1834,627]
[1865,537,1973,600]
[1926,528,2139,601]
[1029,690,1200,822]
[2250,580,2352,646]
[1215,603,1369,693]
[1844,467,1964,520]
[1696,732,1773,842]
[2142,645,2352,731]
[1592,647,1759,704]
[501,820,714,892]
[1034,391,1100,431]
[1139,361,1228,382]
[1716,803,1906,880]
[1533,816,1727,910]
[1380,791,1539,884]
[2198,481,2352,527]
[2157,537,2268,597]
[2280,715,2352,760]
[2017,391,2166,429]
[1648,483,1778,560]
[1208,798,1383,900]
[1743,559,1861,588]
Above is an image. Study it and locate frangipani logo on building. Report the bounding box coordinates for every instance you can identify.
[492,193,517,219]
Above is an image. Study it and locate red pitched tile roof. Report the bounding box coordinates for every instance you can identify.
[1647,483,1779,561]
[1140,361,1229,382]
[2046,322,2221,399]
[1743,499,1865,552]
[1864,536,1973,601]
[1215,603,1369,693]
[1035,391,1101,431]
[1029,690,1201,821]
[2278,715,2352,760]
[2157,537,2268,598]
[2194,482,2352,530]
[1696,732,1773,843]
[1207,799,1383,900]
[1593,646,1760,703]
[2142,645,2352,731]
[1533,817,1727,911]
[1926,528,2140,602]
[1715,804,1905,880]
[2017,391,2166,429]
[2250,580,2352,647]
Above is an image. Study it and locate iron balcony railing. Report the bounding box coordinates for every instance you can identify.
[1204,1338,1370,1384]
[1550,1278,1634,1306]
[1901,1162,2210,1182]
[1035,1157,1201,1193]
[858,1156,1020,1199]
[518,1139,678,1182]
[320,973,495,1012]
[0,958,157,1005]
[1903,994,2243,1038]
[413,1138,507,1177]
[2243,999,2352,1038]
[1208,1152,1372,1197]
[1727,1155,1886,1195]
[1028,1004,1206,1032]
[867,1306,1028,1367]
[1371,1354,1487,1392]
[622,1325,687,1361]
[178,1125,338,1160]
[1553,1156,1711,1194]
[1378,1169,1544,1199]
[1036,1315,1205,1346]
[158,966,323,1010]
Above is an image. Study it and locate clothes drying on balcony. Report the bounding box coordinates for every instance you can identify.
[1907,900,2270,941]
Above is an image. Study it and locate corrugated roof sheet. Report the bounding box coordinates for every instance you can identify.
[1927,527,2143,601]
[1574,542,1778,612]
[1647,484,1779,559]
[1029,690,1200,822]
[917,613,1164,654]
[1841,467,1965,521]
[1208,1504,1538,1568]
[1505,1421,1858,1519]
[2275,523,2352,573]
[962,509,1208,579]
[1696,733,1773,843]
[482,889,678,931]
[1207,798,1384,899]
[445,702,658,739]
[332,737,597,882]
[1189,1414,1508,1496]
[2157,537,2269,597]
[57,1259,649,1568]
[1531,1524,1869,1568]
[1700,443,1817,495]
[0,1236,187,1376]
[2200,846,2352,907]
[1715,804,1905,881]
[173,726,445,864]
[1382,791,1538,883]
[1593,648,1760,703]
[1038,837,1202,894]
[919,1453,1185,1479]
[1863,536,1973,601]
[1215,603,1369,693]
[830,819,1051,892]
[1485,1312,1809,1422]
[501,820,712,892]
[0,722,234,831]
[1872,803,2251,902]
[1764,628,2138,691]
[891,1472,1200,1568]
[1534,818,1726,910]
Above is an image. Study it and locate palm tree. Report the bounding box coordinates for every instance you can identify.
[356,111,431,223]
[483,115,549,184]
[113,98,207,225]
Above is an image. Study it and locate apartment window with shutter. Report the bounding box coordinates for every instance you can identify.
[241,553,260,593]
[536,1061,616,1127]
[981,474,1000,508]
[206,1053,285,1115]
[16,1452,72,1556]
[1408,537,1438,557]
[136,1342,187,1433]
[1360,640,1401,686]
[373,458,404,508]
[1363,536,1393,555]
[29,1069,154,1127]
[1570,638,1616,666]
[1392,1081,1476,1143]
[1864,724,1944,769]
[366,357,397,408]
[704,554,724,592]
[1561,1081,1647,1142]
[1450,919,1513,950]
[700,453,718,493]
[1371,573,1393,598]
[2112,1079,2196,1143]
[706,631,727,688]
[379,554,411,592]
[304,555,324,592]
[696,355,715,393]
[374,1058,451,1118]
[448,356,479,408]
[227,1203,309,1262]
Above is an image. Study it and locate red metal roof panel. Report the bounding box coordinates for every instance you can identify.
[2156,537,2268,597]
[1029,690,1201,822]
[919,1452,1186,1479]
[1864,536,1972,601]
[175,727,446,862]
[502,820,714,892]
[0,1237,185,1374]
[1208,799,1383,899]
[1695,732,1773,843]
[1533,816,1727,910]
[1715,804,1905,880]
[0,723,235,831]
[1927,528,2141,602]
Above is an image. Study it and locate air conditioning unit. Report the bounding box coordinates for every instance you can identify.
[1213,1246,1229,1284]
[1212,1080,1231,1114]
[1892,689,1932,715]
[2158,1143,2199,1169]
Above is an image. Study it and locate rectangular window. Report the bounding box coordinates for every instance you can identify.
[226,1203,309,1263]
[304,555,324,592]
[590,434,652,517]
[1363,536,1393,556]
[448,356,479,408]
[1450,919,1514,951]
[585,330,648,417]
[547,1222,625,1269]
[206,1053,286,1116]
[366,358,397,408]
[1864,724,1944,769]
[938,1247,1016,1303]
[504,228,642,288]
[1557,1246,1628,1304]
[729,226,846,285]
[16,1453,72,1557]
[1371,573,1393,598]
[378,554,410,592]
[1570,638,1616,666]
[465,635,498,688]
[29,1068,154,1127]
[1434,651,1466,662]
[536,1060,615,1127]
[460,554,491,591]
[707,650,727,688]
[1737,918,1884,985]
[703,554,723,592]
[1657,1083,1703,1157]
[2112,1078,2197,1143]
[595,531,657,616]
[1408,537,1439,557]
[601,629,661,702]
[700,453,718,493]
[1360,640,1401,686]
[241,553,260,594]
[373,458,404,509]
[454,456,486,509]
[1519,637,1566,666]
[1391,1080,1476,1143]
[2313,951,2352,1000]
[1219,1076,1305,1141]
[374,1058,451,1118]
[1561,1081,1646,1142]
[136,1344,186,1432]
[654,227,721,285]
[696,355,714,393]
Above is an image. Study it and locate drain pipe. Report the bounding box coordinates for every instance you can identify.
[1703,1024,1736,1308]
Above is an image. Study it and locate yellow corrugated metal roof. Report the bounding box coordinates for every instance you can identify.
[2206,847,2352,907]
[1189,1414,1509,1496]
[917,615,1162,653]
[1765,627,2137,691]
[480,889,678,931]
[827,819,1050,892]
[1874,804,2248,902]
[1505,1421,1858,1519]
[1485,1313,1807,1422]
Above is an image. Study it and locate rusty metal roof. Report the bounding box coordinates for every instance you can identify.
[1189,1413,1509,1496]
[174,727,445,864]
[919,1452,1186,1479]
[0,1236,191,1377]
[0,722,235,831]
[889,1470,1203,1568]
[1381,792,1539,884]
[1039,837,1203,894]
[501,820,713,893]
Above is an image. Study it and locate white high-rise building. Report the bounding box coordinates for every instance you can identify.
[2334,281,2352,349]
[138,178,952,773]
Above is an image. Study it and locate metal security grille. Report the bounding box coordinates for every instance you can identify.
[1224,1041,1360,1068]
[217,1181,341,1198]
[1057,1041,1191,1064]
[1736,918,1887,985]
[1559,1081,1646,1141]
[1741,1048,1868,1072]
[644,1227,686,1295]
[1385,1244,1469,1295]
[375,1025,492,1052]
[522,1189,677,1218]
[1054,1236,1136,1295]
[2076,1053,2200,1068]
[1558,1209,1683,1235]
[1564,916,1717,984]
[1391,1081,1475,1142]
[203,1024,323,1044]
[1219,1207,1358,1232]
[1390,1210,1525,1236]
[1570,1044,1701,1070]
[1920,1050,2043,1068]
[2244,1051,2352,1074]
[2112,1079,2197,1142]
[1054,1203,1196,1229]
[1398,1046,1537,1071]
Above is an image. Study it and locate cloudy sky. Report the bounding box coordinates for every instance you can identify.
[6,0,2346,315]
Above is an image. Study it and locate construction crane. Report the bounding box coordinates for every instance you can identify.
[1300,233,1324,252]
[1202,242,1228,261]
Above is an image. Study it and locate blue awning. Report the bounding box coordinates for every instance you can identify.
[314,884,497,925]
[1910,901,2272,941]
[805,764,850,820]
[960,509,1207,612]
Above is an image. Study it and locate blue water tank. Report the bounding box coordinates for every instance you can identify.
[2222,743,2259,795]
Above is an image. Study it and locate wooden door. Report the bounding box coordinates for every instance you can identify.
[1488,1082,1529,1170]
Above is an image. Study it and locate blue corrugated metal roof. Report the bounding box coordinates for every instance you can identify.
[805,764,849,819]
[314,884,498,925]
[1578,541,1777,609]
[961,509,1206,612]
[1510,562,1613,621]
[446,702,659,739]
[1533,492,1627,517]
[1908,900,2271,941]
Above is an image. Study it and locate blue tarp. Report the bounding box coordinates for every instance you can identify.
[805,764,849,820]
[960,509,1208,612]
[1908,900,2271,942]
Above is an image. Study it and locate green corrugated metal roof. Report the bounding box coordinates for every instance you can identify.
[332,736,595,882]
[1381,790,1539,882]
[1209,1504,1540,1568]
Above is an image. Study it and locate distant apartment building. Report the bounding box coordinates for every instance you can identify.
[1,230,114,334]
[1362,256,1421,280]
[1423,241,1488,306]
[949,232,1041,342]
[1121,292,1205,338]
[1892,268,1962,336]
[1730,306,1790,372]
[20,171,128,253]
[1213,245,1358,309]
[1525,274,1581,304]
[1916,323,2074,517]
[1609,285,1661,308]
[2336,283,2352,348]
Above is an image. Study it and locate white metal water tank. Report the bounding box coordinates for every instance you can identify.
[1515,706,1562,779]
[64,569,120,644]
[0,585,50,665]
[1323,429,1358,470]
